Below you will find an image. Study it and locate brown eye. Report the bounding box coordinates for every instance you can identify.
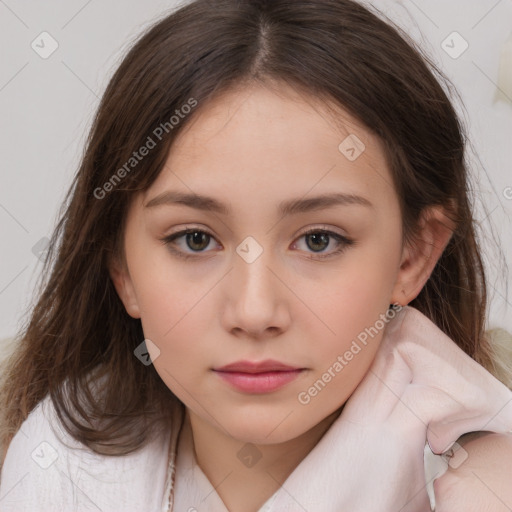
[293,228,355,260]
[160,228,219,260]
[305,232,330,252]
[185,231,210,251]
[161,226,355,261]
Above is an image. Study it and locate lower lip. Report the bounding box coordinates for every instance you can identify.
[214,369,303,393]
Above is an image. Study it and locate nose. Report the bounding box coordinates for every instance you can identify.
[221,242,291,340]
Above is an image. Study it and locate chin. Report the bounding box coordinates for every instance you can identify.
[219,409,314,445]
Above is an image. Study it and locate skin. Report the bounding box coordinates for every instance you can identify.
[109,81,457,511]
[434,432,512,512]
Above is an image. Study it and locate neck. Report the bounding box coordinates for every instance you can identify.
[184,406,343,512]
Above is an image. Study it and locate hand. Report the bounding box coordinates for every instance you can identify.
[265,305,512,512]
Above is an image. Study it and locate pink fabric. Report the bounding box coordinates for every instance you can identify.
[255,306,512,512]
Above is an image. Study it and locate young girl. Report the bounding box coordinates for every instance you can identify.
[1,0,511,510]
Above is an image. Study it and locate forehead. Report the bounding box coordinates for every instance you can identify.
[142,82,398,216]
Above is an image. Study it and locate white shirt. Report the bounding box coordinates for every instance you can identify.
[0,394,172,511]
[0,393,441,511]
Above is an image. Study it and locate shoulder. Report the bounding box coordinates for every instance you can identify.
[434,432,512,512]
[0,395,71,510]
[0,393,174,512]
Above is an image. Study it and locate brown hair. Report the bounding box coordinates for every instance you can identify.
[0,0,509,462]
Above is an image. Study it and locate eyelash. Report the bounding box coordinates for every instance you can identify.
[159,226,355,261]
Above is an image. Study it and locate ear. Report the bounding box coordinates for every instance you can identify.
[391,206,455,306]
[108,253,141,319]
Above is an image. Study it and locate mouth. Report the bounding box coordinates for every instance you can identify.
[212,359,306,393]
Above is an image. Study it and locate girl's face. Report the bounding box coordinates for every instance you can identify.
[112,82,409,444]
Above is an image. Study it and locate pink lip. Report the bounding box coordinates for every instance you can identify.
[215,359,300,373]
[213,360,304,393]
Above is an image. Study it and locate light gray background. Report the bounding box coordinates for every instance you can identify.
[1,0,511,339]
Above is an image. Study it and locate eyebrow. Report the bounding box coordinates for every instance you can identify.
[144,190,373,215]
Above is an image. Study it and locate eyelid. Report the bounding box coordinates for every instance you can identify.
[292,226,354,259]
[159,226,221,260]
[160,224,354,260]
[297,224,347,239]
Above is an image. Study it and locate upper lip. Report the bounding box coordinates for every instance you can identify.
[214,359,302,373]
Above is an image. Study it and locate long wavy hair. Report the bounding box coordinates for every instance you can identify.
[1,0,510,463]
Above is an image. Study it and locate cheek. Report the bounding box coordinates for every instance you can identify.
[293,244,399,344]
[136,274,209,399]
[125,264,211,390]
[129,245,213,338]
[291,242,400,401]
